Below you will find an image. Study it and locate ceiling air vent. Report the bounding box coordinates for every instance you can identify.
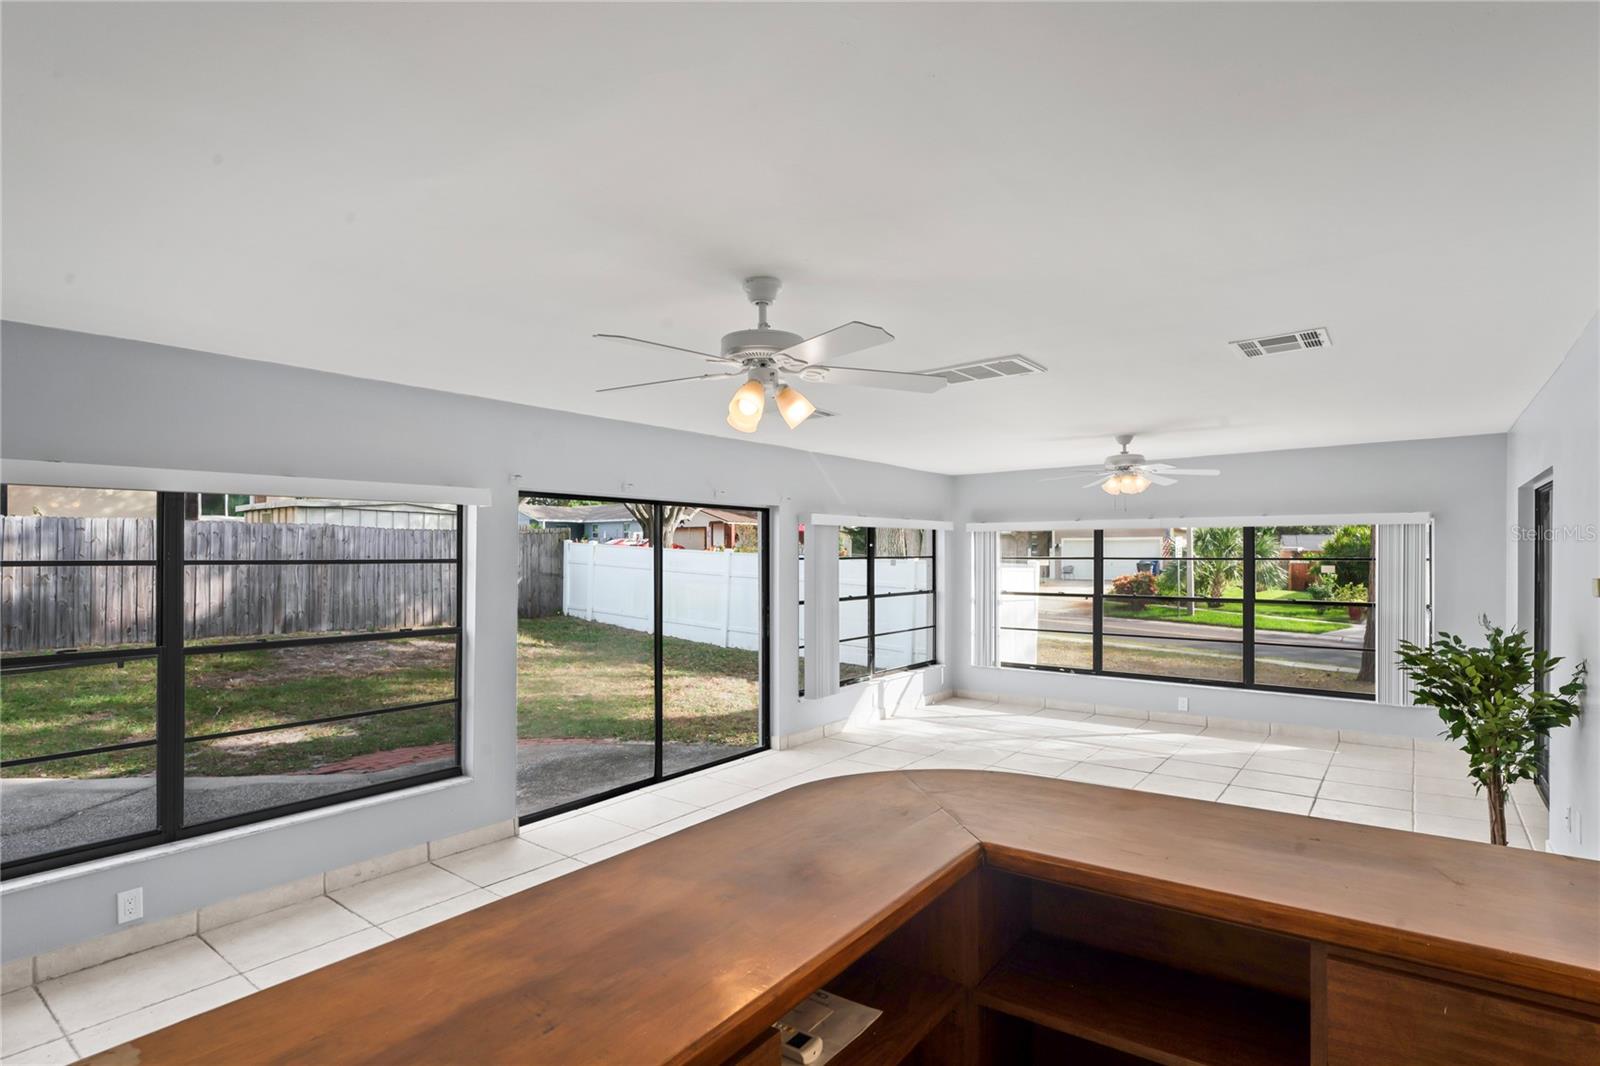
[922,354,1047,384]
[1231,328,1331,359]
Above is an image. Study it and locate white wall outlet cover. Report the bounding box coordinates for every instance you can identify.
[116,887,143,925]
[1177,696,1190,712]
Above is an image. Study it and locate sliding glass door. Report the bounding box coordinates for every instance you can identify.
[515,494,767,821]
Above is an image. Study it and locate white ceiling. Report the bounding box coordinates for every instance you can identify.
[3,3,1596,475]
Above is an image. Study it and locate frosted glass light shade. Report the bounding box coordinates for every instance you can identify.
[775,385,816,428]
[726,380,765,433]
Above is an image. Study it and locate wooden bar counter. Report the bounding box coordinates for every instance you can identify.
[88,771,1600,1065]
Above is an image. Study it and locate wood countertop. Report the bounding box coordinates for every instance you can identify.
[88,771,1600,1066]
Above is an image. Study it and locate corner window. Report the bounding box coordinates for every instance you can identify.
[1,486,463,877]
[839,526,936,686]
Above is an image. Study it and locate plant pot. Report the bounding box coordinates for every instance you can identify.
[1348,606,1363,622]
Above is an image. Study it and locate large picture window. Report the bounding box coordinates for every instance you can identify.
[997,524,1375,698]
[1,485,463,877]
[515,494,768,821]
[839,526,936,686]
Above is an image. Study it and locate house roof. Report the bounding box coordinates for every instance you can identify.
[689,507,759,527]
[520,502,637,525]
[234,499,456,514]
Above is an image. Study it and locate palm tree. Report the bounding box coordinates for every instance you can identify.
[1190,527,1284,605]
[1192,527,1242,605]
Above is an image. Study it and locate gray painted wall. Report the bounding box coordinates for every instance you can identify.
[2,318,1582,958]
[946,434,1510,736]
[0,321,954,959]
[1506,315,1598,859]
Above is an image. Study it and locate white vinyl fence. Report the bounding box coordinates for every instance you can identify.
[800,556,935,669]
[563,541,762,651]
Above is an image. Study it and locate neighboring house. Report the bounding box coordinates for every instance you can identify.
[235,498,458,529]
[1002,528,1173,584]
[1278,532,1331,555]
[520,502,756,548]
[673,507,758,550]
[520,502,643,541]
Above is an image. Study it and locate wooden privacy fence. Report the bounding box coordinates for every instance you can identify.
[2,517,460,653]
[517,529,568,619]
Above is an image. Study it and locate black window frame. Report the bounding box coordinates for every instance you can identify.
[515,491,771,826]
[839,526,938,687]
[1,487,465,880]
[998,526,1377,700]
[1532,481,1553,803]
[798,524,806,698]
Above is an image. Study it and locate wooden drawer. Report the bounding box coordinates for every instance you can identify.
[1324,956,1600,1066]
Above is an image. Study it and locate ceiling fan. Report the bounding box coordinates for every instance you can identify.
[1040,435,1220,495]
[594,276,946,432]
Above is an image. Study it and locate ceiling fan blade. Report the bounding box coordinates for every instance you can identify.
[806,365,945,393]
[1037,467,1108,482]
[1080,475,1111,489]
[593,333,742,366]
[1144,473,1179,486]
[596,371,742,394]
[776,321,894,366]
[1141,464,1220,475]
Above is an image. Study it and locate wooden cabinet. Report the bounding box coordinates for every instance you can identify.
[1322,956,1600,1066]
[90,771,1600,1066]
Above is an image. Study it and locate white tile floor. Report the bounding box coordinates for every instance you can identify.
[0,696,1552,1064]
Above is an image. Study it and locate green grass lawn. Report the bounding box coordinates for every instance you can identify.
[2,638,458,778]
[1103,587,1359,635]
[517,615,759,748]
[1036,638,1373,695]
[2,615,761,780]
[1102,602,1350,634]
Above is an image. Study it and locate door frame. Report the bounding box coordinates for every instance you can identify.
[1532,480,1553,804]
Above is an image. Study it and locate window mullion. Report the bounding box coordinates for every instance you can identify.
[1243,527,1257,688]
[1092,530,1104,673]
[866,528,876,676]
[156,491,185,842]
[652,507,664,781]
[931,531,938,667]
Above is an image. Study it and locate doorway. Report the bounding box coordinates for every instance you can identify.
[514,493,769,821]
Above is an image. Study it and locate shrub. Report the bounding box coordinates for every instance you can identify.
[1155,565,1184,597]
[1110,572,1159,610]
[1333,582,1368,603]
[1320,525,1372,586]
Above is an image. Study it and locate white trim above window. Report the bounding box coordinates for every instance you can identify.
[0,459,491,508]
[965,513,1430,533]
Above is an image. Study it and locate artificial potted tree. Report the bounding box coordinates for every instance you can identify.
[1397,618,1586,845]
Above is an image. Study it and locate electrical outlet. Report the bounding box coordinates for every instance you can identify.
[1177,696,1189,712]
[116,887,143,925]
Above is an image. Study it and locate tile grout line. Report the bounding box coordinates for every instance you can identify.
[27,982,76,1058]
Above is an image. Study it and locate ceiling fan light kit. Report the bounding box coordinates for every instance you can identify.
[1041,433,1222,494]
[1102,471,1151,495]
[596,275,946,432]
[775,384,816,429]
[726,378,767,433]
